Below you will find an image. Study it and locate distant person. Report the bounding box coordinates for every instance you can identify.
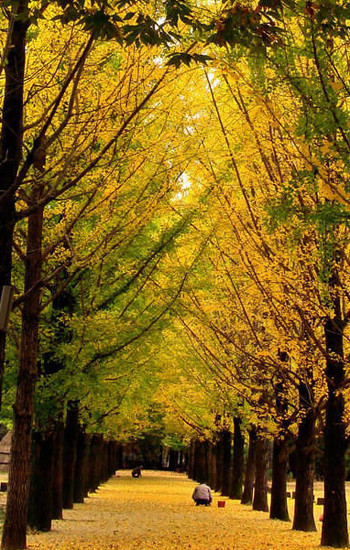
[132,465,143,478]
[192,482,212,506]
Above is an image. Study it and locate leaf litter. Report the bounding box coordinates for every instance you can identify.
[27,471,335,550]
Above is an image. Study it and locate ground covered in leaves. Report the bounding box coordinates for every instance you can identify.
[24,471,336,549]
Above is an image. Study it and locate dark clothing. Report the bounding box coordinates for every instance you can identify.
[195,498,211,506]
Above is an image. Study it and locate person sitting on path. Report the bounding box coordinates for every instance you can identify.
[192,482,213,506]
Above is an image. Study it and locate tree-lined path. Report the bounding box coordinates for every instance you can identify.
[3,1,350,548]
[26,471,327,550]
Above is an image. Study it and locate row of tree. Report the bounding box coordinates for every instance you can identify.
[2,1,350,549]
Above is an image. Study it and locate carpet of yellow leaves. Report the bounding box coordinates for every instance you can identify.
[27,471,336,550]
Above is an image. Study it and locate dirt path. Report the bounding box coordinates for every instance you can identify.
[27,471,331,550]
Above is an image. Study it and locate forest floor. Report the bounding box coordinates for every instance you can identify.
[2,470,338,550]
[0,470,346,549]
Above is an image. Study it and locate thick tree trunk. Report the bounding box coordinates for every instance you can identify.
[193,440,208,483]
[253,437,269,512]
[241,426,257,505]
[321,311,348,547]
[27,430,54,531]
[230,417,244,500]
[62,401,79,509]
[0,1,28,413]
[270,436,290,521]
[2,205,44,550]
[293,383,316,532]
[52,419,64,519]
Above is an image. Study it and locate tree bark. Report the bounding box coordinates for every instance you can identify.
[208,442,217,491]
[52,419,64,519]
[168,449,179,471]
[253,437,269,512]
[188,439,195,480]
[193,440,209,483]
[321,310,349,547]
[0,1,28,414]
[62,401,79,509]
[215,432,224,492]
[221,429,231,496]
[270,436,290,521]
[2,204,44,550]
[73,429,89,503]
[27,430,54,531]
[293,382,316,532]
[230,417,244,500]
[241,426,257,505]
[83,435,92,498]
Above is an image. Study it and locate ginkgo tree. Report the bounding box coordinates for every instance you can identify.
[0,6,214,548]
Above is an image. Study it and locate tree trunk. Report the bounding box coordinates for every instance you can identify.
[253,437,269,512]
[230,417,244,500]
[27,430,54,531]
[83,435,92,498]
[221,429,231,496]
[1,204,44,550]
[208,442,217,491]
[293,383,316,532]
[168,449,179,471]
[321,311,348,547]
[73,429,89,503]
[0,1,28,414]
[188,439,195,480]
[215,432,224,492]
[193,440,208,483]
[62,401,79,509]
[52,419,64,519]
[241,426,257,505]
[270,436,290,521]
[88,434,104,492]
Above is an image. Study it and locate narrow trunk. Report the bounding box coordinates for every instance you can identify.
[230,417,244,500]
[321,311,348,547]
[241,426,257,505]
[188,440,195,480]
[52,419,64,519]
[73,429,89,503]
[27,430,54,531]
[88,434,103,492]
[221,429,231,496]
[168,449,179,471]
[2,205,44,550]
[215,433,224,492]
[253,437,269,512]
[208,442,217,491]
[83,435,92,498]
[293,383,316,532]
[270,436,290,521]
[101,440,109,482]
[62,402,79,509]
